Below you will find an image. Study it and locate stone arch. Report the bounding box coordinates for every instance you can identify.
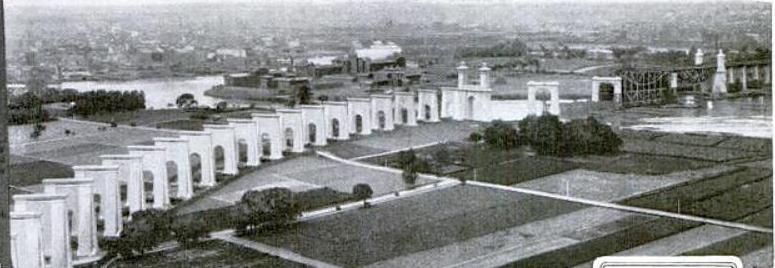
[401,108,409,124]
[377,111,386,129]
[527,81,561,115]
[92,193,102,233]
[227,119,260,167]
[424,105,432,120]
[355,114,364,133]
[308,123,317,144]
[213,145,225,172]
[331,119,340,138]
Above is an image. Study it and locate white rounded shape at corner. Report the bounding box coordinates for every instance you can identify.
[593,256,743,268]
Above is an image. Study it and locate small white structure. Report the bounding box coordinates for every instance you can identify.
[100,155,144,215]
[41,179,97,259]
[417,89,440,122]
[203,124,239,175]
[694,48,704,66]
[12,193,74,267]
[10,211,46,268]
[393,91,418,126]
[154,137,194,199]
[73,165,122,237]
[277,109,305,153]
[347,98,373,135]
[300,105,328,146]
[590,76,623,103]
[227,118,261,166]
[527,81,561,115]
[370,94,395,130]
[252,113,284,160]
[180,131,217,187]
[323,101,350,140]
[127,145,170,208]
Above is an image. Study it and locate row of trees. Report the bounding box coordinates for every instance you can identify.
[473,114,622,157]
[456,38,529,58]
[72,90,146,116]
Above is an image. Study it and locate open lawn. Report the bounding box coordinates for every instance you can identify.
[251,185,586,267]
[9,155,73,187]
[113,240,307,268]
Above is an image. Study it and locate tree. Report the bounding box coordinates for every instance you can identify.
[483,120,521,149]
[237,188,301,233]
[215,101,228,111]
[297,85,312,105]
[402,165,418,188]
[518,114,565,155]
[30,122,46,139]
[352,184,373,207]
[176,93,198,108]
[398,149,429,188]
[562,117,622,156]
[171,215,209,246]
[395,57,406,68]
[114,209,171,256]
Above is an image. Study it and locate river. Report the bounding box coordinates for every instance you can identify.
[60,75,224,110]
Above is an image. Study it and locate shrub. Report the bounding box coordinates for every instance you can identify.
[114,209,171,256]
[352,184,373,207]
[468,132,483,142]
[171,215,209,246]
[483,120,522,149]
[110,122,118,128]
[235,188,301,233]
[519,114,621,156]
[30,123,46,139]
[518,114,565,155]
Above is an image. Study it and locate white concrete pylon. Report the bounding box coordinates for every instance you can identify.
[479,62,491,89]
[417,89,440,122]
[276,109,306,153]
[203,124,239,175]
[154,137,194,199]
[12,193,74,266]
[41,178,98,259]
[591,76,623,103]
[127,145,170,208]
[370,94,395,131]
[393,91,418,126]
[457,61,469,88]
[252,113,284,160]
[322,101,350,140]
[179,131,217,187]
[346,97,373,135]
[72,165,122,237]
[99,154,145,215]
[300,105,328,146]
[10,211,46,268]
[227,118,261,166]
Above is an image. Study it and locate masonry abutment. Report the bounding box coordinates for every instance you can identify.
[227,118,261,166]
[73,165,122,237]
[346,98,373,135]
[179,131,217,187]
[41,178,99,259]
[12,193,74,267]
[203,125,240,175]
[277,109,306,153]
[10,211,46,268]
[322,101,351,140]
[300,105,328,146]
[252,113,284,160]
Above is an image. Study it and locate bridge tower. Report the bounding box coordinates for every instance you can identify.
[694,49,704,66]
[712,50,727,96]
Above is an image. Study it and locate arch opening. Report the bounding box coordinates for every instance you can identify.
[424,105,431,120]
[213,146,225,172]
[166,161,178,198]
[355,114,363,133]
[377,111,386,129]
[189,153,202,186]
[332,119,340,138]
[237,139,248,164]
[598,83,615,101]
[261,133,271,157]
[466,96,475,119]
[284,128,294,151]
[143,170,154,205]
[93,193,103,232]
[308,123,317,144]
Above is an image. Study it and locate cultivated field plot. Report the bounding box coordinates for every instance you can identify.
[514,166,739,202]
[252,185,587,267]
[178,156,428,213]
[621,138,765,162]
[113,240,307,268]
[348,120,480,154]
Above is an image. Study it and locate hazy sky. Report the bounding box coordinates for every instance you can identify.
[8,0,764,7]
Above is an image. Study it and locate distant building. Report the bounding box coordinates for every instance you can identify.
[586,48,615,60]
[347,41,404,74]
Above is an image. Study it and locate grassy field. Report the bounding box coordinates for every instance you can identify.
[9,155,73,187]
[250,185,586,267]
[113,240,307,268]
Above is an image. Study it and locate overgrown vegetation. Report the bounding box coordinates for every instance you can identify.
[518,114,622,156]
[398,149,431,188]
